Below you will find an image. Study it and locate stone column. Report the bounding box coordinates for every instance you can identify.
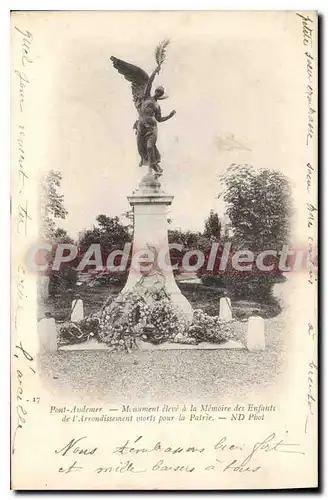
[121,171,193,321]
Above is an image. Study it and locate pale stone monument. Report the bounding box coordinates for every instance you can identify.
[220,296,233,321]
[71,297,84,322]
[38,315,57,354]
[246,315,266,351]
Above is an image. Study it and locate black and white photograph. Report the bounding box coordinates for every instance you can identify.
[11,10,318,490]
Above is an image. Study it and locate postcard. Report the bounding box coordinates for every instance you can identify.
[11,10,318,490]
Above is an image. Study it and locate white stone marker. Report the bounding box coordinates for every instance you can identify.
[71,298,84,322]
[220,296,233,321]
[38,316,57,354]
[246,315,265,351]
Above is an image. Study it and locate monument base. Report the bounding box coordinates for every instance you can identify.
[58,338,245,351]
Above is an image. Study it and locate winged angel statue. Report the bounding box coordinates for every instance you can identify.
[110,40,176,177]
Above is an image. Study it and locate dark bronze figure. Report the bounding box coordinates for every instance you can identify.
[110,40,175,177]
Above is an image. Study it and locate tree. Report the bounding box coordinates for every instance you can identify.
[47,226,77,296]
[53,227,74,244]
[219,164,293,252]
[39,171,76,299]
[167,228,210,273]
[168,228,209,250]
[121,208,134,235]
[204,164,294,299]
[203,210,221,241]
[77,214,132,277]
[79,214,131,254]
[40,170,68,239]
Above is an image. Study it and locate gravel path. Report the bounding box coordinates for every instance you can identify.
[40,316,287,403]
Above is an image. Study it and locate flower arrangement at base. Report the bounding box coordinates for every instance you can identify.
[96,285,188,349]
[58,317,102,346]
[58,286,237,350]
[185,309,235,344]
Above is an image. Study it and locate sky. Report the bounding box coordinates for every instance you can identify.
[20,11,313,242]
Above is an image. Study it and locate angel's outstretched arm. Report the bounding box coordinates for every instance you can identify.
[155,106,176,123]
[144,65,161,97]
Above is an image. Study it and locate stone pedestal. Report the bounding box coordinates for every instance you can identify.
[121,171,193,321]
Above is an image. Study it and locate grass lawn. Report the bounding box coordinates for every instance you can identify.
[44,280,282,323]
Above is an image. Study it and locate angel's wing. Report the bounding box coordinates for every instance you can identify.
[110,56,149,108]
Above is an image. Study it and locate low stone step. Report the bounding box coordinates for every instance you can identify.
[58,338,245,351]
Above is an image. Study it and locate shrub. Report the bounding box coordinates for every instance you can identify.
[223,274,275,300]
[88,270,128,287]
[48,266,78,296]
[198,271,281,301]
